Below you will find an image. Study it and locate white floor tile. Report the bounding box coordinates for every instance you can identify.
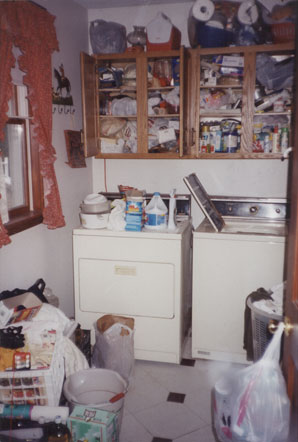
[125,363,169,414]
[134,401,206,440]
[119,410,152,442]
[141,364,211,394]
[174,424,218,442]
[184,385,213,425]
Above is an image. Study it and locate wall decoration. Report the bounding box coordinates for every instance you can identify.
[64,130,86,168]
[52,63,74,114]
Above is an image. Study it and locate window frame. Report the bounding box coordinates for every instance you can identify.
[3,86,43,235]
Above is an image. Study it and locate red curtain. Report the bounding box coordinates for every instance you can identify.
[0,1,65,247]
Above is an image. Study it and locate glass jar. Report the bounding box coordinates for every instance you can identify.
[127,26,147,47]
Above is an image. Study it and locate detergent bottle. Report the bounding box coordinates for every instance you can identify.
[144,192,168,230]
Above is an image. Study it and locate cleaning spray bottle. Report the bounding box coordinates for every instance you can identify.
[168,188,177,231]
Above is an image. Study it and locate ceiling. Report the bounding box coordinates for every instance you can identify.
[73,0,192,9]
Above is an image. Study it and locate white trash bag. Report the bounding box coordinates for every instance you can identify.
[92,315,135,385]
[213,322,290,442]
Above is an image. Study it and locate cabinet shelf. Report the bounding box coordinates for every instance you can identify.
[187,146,284,159]
[148,86,178,91]
[99,114,137,119]
[200,85,243,89]
[148,113,179,118]
[254,111,291,116]
[99,87,137,93]
[200,110,241,117]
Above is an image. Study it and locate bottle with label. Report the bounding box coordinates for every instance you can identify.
[280,127,289,152]
[144,192,168,230]
[264,133,271,153]
[200,125,210,153]
[272,126,280,153]
[47,416,71,441]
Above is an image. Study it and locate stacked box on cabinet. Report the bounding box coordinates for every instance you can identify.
[0,332,64,406]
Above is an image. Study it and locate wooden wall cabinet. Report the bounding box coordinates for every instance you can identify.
[81,47,185,159]
[185,42,294,159]
[81,42,294,160]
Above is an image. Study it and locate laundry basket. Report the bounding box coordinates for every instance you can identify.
[247,296,282,361]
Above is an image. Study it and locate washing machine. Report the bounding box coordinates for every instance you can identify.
[73,194,192,364]
[184,173,287,364]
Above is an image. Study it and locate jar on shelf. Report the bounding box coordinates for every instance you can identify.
[127,26,147,48]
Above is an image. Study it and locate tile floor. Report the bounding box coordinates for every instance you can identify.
[119,338,240,442]
[119,338,297,442]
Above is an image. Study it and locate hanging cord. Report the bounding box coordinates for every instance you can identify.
[104,159,107,192]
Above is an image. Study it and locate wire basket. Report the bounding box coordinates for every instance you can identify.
[247,296,282,361]
[271,23,295,44]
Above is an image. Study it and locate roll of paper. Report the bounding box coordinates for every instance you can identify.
[192,0,215,22]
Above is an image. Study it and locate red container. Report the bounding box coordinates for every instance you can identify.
[146,26,181,51]
[271,22,295,44]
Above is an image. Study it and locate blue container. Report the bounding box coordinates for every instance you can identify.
[188,16,234,49]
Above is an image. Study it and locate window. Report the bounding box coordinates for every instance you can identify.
[0,85,43,235]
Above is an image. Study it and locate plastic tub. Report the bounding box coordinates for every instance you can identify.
[63,368,128,430]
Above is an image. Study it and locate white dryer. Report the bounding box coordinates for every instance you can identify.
[73,195,192,364]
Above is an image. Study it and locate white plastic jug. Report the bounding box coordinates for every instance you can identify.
[144,192,168,230]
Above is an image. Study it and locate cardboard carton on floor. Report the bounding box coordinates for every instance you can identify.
[68,406,119,442]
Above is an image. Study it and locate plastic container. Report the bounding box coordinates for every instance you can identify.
[247,296,282,361]
[146,12,181,50]
[89,20,127,54]
[0,333,64,406]
[188,15,234,49]
[63,368,127,413]
[144,192,168,230]
[80,193,110,214]
[271,22,295,44]
[79,212,109,229]
[63,368,127,432]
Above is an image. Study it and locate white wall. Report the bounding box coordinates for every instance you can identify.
[0,0,91,317]
[88,2,289,229]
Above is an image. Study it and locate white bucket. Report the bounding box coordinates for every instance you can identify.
[63,368,127,430]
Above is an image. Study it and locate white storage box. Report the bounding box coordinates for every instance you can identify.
[0,333,64,406]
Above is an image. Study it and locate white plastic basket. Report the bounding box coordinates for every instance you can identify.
[0,333,64,406]
[248,297,282,361]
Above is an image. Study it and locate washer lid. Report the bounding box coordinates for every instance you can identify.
[183,173,225,232]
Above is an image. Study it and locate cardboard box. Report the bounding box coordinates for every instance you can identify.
[68,406,119,442]
[3,292,42,310]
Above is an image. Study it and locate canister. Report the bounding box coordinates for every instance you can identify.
[223,130,238,153]
[200,125,210,153]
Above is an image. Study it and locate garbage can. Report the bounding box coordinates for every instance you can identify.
[247,296,282,361]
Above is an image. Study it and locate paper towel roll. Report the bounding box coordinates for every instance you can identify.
[237,0,259,25]
[192,0,215,22]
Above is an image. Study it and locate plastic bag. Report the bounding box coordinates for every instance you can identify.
[213,322,290,442]
[89,20,127,54]
[92,315,135,384]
